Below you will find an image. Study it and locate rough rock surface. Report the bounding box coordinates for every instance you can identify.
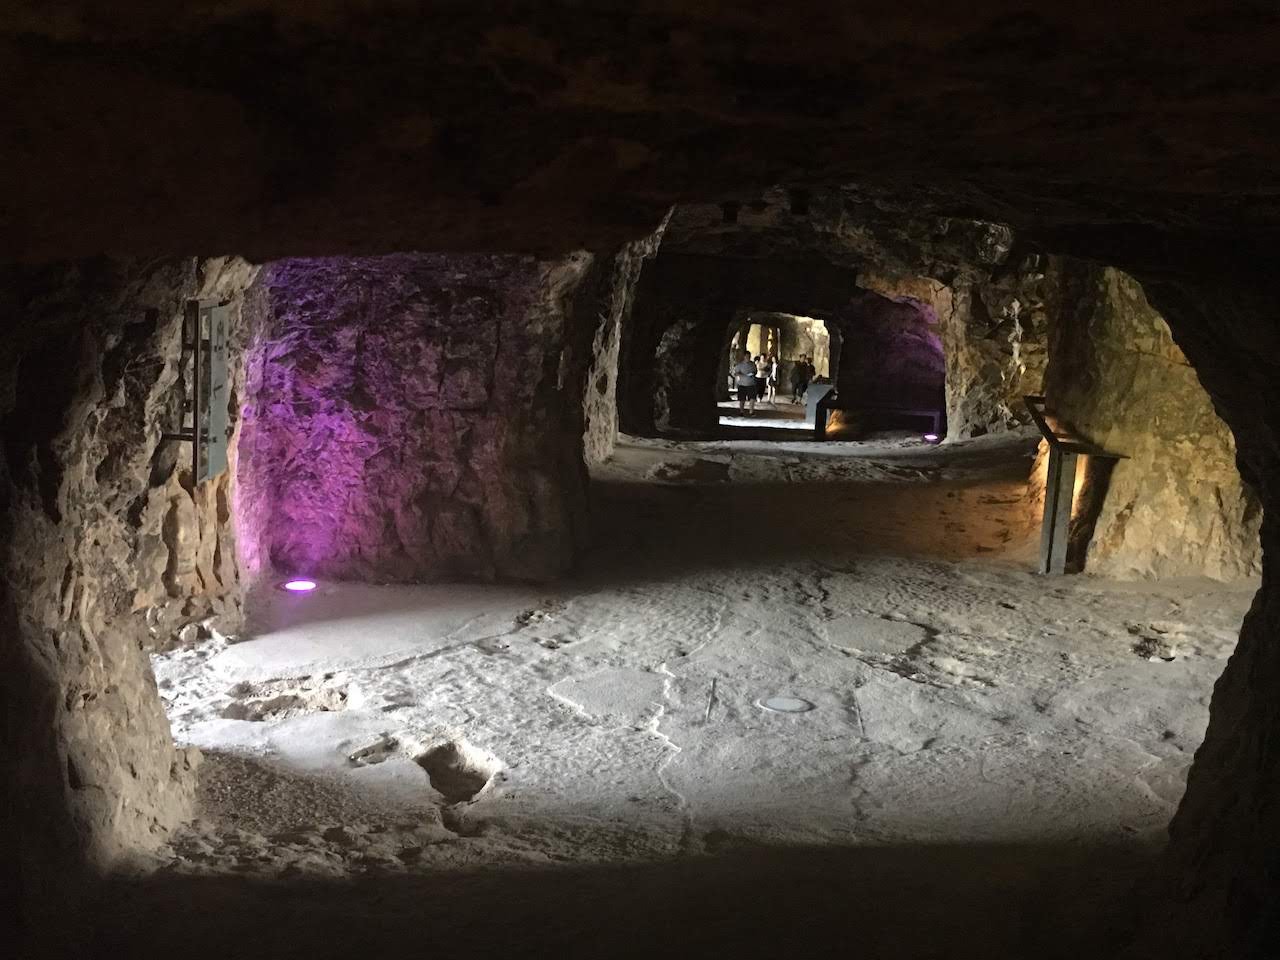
[835,288,944,415]
[9,7,1280,264]
[861,254,1058,440]
[0,256,256,912]
[236,253,604,584]
[1123,273,1277,959]
[664,186,1017,283]
[1043,265,1261,580]
[5,6,1280,954]
[581,225,665,465]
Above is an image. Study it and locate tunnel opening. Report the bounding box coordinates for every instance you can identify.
[11,205,1245,960]
[2,199,1267,960]
[5,227,1268,960]
[824,290,946,441]
[718,313,837,434]
[5,16,1280,956]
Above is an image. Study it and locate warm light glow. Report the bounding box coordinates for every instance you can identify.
[825,409,856,438]
[280,578,318,593]
[1071,454,1089,518]
[1032,440,1050,496]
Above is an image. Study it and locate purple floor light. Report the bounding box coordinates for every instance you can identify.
[923,433,941,444]
[279,578,318,593]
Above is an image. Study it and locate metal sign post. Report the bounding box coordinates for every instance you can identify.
[1024,395,1124,575]
[1038,444,1079,575]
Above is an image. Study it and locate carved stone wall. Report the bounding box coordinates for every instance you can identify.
[236,252,605,584]
[834,288,945,414]
[861,255,1058,440]
[1044,265,1261,580]
[581,227,666,465]
[1,256,256,933]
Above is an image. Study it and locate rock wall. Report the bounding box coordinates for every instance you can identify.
[1117,271,1277,958]
[834,288,944,414]
[653,312,723,433]
[947,255,1059,439]
[861,254,1057,440]
[236,252,605,584]
[581,226,665,465]
[0,256,256,933]
[1044,265,1261,581]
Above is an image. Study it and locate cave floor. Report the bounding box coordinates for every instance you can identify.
[716,397,811,432]
[126,428,1258,958]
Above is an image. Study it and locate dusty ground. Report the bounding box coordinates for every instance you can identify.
[717,397,811,430]
[95,429,1256,958]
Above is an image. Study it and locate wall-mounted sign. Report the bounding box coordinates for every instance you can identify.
[163,299,231,484]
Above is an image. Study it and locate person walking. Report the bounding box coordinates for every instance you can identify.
[788,357,804,403]
[793,354,813,403]
[765,353,779,402]
[733,349,759,415]
[754,355,770,406]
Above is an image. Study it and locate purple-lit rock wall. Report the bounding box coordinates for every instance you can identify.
[835,289,945,412]
[237,253,603,583]
[860,257,1057,440]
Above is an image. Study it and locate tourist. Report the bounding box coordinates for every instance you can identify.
[793,354,813,403]
[754,354,770,405]
[765,353,779,402]
[733,349,759,414]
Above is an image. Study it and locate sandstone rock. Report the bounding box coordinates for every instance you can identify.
[833,288,944,417]
[5,9,1280,950]
[582,223,667,465]
[861,254,1058,440]
[0,256,256,898]
[1043,266,1261,580]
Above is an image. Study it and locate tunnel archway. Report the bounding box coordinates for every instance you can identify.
[827,289,946,437]
[716,312,838,433]
[2,207,1269,960]
[5,9,1280,956]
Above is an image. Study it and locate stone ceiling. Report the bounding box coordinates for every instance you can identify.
[3,2,1280,265]
[661,186,1016,283]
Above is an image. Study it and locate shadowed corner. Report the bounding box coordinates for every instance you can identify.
[69,840,1149,960]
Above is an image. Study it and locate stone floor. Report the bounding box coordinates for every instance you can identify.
[104,429,1258,958]
[717,397,811,431]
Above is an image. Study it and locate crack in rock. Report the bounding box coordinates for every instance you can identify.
[648,662,695,854]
